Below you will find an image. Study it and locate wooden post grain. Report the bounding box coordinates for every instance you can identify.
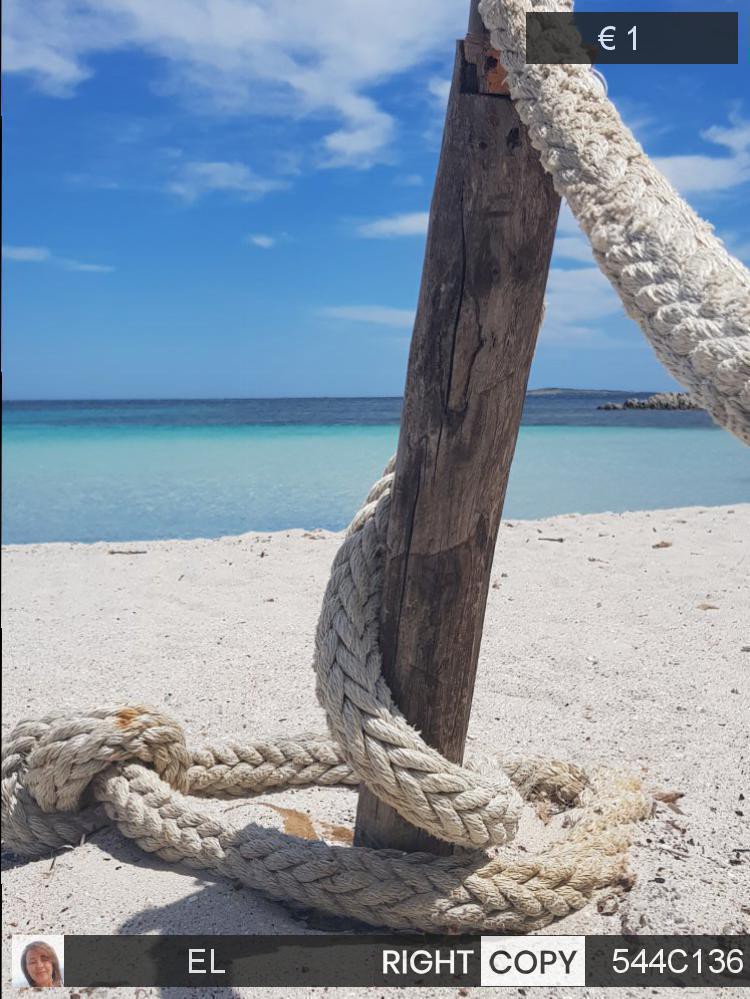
[353,23,560,854]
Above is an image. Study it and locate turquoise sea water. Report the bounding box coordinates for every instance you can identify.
[3,396,749,544]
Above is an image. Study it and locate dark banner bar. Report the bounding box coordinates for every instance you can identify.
[61,934,749,988]
[525,13,739,65]
[64,935,481,988]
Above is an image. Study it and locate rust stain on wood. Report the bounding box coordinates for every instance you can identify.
[462,36,510,95]
[483,51,509,94]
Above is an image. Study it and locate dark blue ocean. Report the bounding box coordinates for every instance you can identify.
[3,393,748,543]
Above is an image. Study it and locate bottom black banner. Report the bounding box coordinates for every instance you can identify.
[55,934,750,988]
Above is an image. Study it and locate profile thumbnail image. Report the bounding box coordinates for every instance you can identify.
[11,936,64,988]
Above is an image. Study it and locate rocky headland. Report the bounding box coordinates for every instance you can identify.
[598,391,700,411]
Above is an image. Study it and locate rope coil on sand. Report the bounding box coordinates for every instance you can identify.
[2,470,652,932]
[3,0,748,932]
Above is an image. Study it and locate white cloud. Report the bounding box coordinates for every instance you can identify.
[611,97,669,144]
[703,114,750,156]
[2,244,113,272]
[2,26,89,97]
[61,259,115,272]
[168,160,286,202]
[654,113,750,194]
[550,202,595,264]
[720,231,750,265]
[546,266,622,323]
[2,244,51,262]
[320,96,395,169]
[320,305,416,328]
[246,233,275,249]
[427,76,450,108]
[655,153,749,194]
[357,211,429,238]
[395,173,423,187]
[2,0,465,167]
[540,266,624,344]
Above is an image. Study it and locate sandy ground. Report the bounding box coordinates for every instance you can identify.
[2,504,749,998]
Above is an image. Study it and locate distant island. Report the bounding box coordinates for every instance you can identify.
[527,387,628,397]
[597,392,701,411]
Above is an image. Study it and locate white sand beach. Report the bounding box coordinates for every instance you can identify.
[2,504,749,997]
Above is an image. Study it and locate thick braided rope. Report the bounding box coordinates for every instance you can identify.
[314,467,525,848]
[2,709,650,932]
[2,471,652,931]
[479,0,750,444]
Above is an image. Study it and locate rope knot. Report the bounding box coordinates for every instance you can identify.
[2,706,190,857]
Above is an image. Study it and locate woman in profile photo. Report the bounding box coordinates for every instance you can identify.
[21,940,63,988]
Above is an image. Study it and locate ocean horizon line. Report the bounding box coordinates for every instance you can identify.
[2,387,660,404]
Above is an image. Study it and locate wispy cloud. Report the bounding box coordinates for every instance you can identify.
[395,174,423,187]
[552,203,595,264]
[427,76,450,108]
[540,266,624,345]
[320,96,395,169]
[612,96,671,143]
[2,245,51,262]
[245,234,275,249]
[2,0,465,168]
[64,172,123,191]
[2,244,114,272]
[357,211,429,239]
[704,114,750,155]
[63,260,114,272]
[168,161,286,202]
[319,305,416,328]
[720,231,750,265]
[654,112,750,195]
[656,152,749,194]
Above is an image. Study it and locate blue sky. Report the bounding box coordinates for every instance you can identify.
[3,0,749,399]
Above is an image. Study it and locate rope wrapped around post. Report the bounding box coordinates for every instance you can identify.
[1,469,652,932]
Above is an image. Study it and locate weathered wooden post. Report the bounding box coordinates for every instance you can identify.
[354,0,560,854]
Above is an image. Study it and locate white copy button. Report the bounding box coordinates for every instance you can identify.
[481,936,586,987]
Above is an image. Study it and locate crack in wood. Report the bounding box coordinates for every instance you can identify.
[444,184,468,417]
